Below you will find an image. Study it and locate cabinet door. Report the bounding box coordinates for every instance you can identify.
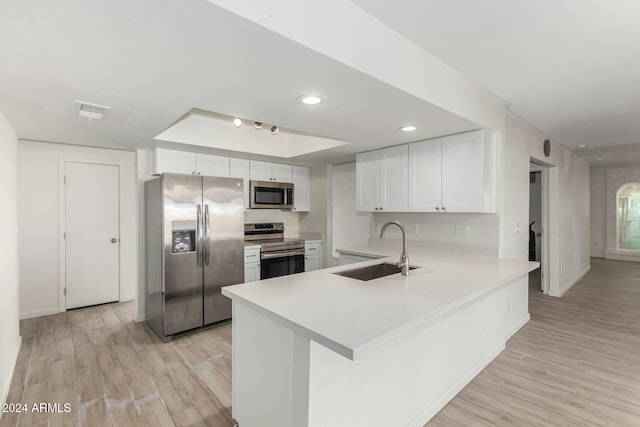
[356,150,379,212]
[249,160,273,181]
[272,163,292,183]
[230,158,250,210]
[244,262,260,283]
[379,145,408,212]
[304,255,319,272]
[155,149,196,175]
[196,154,229,177]
[441,131,483,212]
[409,138,442,212]
[292,166,310,211]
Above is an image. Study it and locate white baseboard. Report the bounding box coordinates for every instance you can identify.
[1,336,22,410]
[552,264,591,297]
[19,307,61,320]
[135,313,146,323]
[408,341,505,427]
[504,313,530,341]
[120,294,136,302]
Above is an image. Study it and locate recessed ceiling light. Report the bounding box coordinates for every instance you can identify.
[233,118,242,128]
[401,126,417,132]
[297,95,322,105]
[577,144,587,149]
[271,125,279,135]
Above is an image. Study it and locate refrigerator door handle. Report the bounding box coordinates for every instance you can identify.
[196,204,202,267]
[204,204,211,266]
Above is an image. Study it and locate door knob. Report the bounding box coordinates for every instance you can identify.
[111,238,118,243]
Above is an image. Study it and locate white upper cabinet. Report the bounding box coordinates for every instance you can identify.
[440,131,483,213]
[230,158,250,210]
[408,138,442,212]
[356,145,408,212]
[409,129,491,213]
[250,160,292,183]
[155,149,197,175]
[292,165,310,212]
[155,149,229,177]
[196,154,230,177]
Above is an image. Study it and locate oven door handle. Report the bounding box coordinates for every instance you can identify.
[261,250,305,260]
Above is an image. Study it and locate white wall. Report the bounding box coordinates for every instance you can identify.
[331,162,370,259]
[0,112,21,410]
[18,140,137,319]
[590,170,607,257]
[503,112,590,296]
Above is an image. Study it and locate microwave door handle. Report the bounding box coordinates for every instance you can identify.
[196,204,202,267]
[204,204,211,266]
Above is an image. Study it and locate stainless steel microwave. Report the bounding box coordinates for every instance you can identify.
[249,180,294,209]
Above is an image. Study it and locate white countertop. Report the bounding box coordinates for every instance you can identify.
[223,242,538,361]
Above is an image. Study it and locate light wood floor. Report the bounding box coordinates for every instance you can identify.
[0,302,234,426]
[2,258,640,426]
[428,258,640,426]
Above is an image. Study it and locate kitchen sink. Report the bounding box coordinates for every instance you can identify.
[333,262,418,281]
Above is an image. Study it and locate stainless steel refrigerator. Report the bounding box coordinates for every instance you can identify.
[145,173,244,341]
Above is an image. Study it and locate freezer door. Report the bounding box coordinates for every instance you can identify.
[163,173,204,335]
[203,176,245,324]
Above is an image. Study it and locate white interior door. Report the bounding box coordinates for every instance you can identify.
[65,162,120,309]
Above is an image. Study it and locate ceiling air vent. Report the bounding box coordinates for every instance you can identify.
[75,100,111,120]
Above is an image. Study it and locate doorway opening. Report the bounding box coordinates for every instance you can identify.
[529,162,550,294]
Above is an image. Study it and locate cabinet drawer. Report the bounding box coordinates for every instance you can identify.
[305,243,321,255]
[244,248,260,262]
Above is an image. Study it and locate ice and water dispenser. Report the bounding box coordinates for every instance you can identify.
[171,220,196,254]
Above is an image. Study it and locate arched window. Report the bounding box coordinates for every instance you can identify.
[617,182,640,251]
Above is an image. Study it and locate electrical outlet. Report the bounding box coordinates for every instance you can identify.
[410,224,419,234]
[455,224,469,237]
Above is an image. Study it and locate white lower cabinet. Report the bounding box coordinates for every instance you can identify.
[244,248,261,282]
[304,242,323,272]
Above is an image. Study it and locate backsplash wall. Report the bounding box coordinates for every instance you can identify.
[370,212,500,255]
[244,209,300,236]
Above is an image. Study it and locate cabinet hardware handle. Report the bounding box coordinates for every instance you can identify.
[442,207,446,211]
[436,207,440,211]
[380,207,383,210]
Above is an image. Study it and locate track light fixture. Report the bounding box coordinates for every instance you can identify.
[271,125,279,135]
[254,121,262,130]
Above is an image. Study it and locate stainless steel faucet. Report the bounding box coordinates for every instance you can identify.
[379,221,410,276]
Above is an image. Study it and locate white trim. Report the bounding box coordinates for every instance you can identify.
[135,313,146,323]
[408,342,505,427]
[0,336,21,409]
[605,251,640,262]
[551,264,591,297]
[20,307,62,320]
[504,313,530,341]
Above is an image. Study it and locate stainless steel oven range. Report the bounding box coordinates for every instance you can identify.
[244,222,305,279]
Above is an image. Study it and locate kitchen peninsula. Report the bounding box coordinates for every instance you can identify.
[222,242,538,427]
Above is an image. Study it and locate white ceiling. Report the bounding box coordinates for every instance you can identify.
[1,0,639,168]
[352,0,640,168]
